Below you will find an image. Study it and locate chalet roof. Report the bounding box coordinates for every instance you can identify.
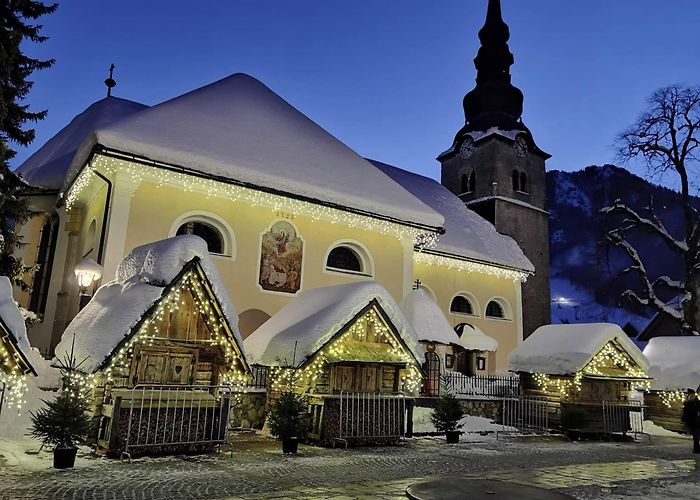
[16,97,148,190]
[371,159,533,272]
[54,235,247,373]
[60,73,443,232]
[400,287,498,351]
[508,323,649,376]
[644,336,700,391]
[0,277,36,376]
[244,282,421,367]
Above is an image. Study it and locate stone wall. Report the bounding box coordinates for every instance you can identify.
[229,392,267,429]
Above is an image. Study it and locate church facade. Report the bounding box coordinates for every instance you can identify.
[12,0,548,373]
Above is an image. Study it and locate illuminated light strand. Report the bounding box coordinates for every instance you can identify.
[533,343,650,397]
[269,308,422,394]
[413,252,529,282]
[65,155,440,249]
[658,390,686,409]
[0,337,30,414]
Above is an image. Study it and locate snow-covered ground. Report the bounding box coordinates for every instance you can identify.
[412,406,515,436]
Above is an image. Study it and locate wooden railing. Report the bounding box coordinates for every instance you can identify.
[245,364,269,389]
[441,373,520,398]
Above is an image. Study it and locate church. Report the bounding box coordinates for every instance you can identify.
[13,0,549,379]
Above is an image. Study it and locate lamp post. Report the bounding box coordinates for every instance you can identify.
[74,258,103,310]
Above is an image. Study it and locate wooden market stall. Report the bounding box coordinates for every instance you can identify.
[643,336,700,433]
[244,281,422,446]
[55,236,250,457]
[509,323,650,435]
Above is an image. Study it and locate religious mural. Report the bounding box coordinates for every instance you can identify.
[258,220,303,293]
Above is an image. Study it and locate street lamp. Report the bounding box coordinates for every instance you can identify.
[74,257,103,309]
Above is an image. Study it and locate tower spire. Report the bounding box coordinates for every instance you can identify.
[459,0,525,136]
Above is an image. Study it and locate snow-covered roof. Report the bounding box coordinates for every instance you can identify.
[644,337,700,391]
[55,235,245,373]
[16,97,147,190]
[508,323,649,375]
[400,288,497,351]
[0,277,35,375]
[456,323,498,352]
[62,73,443,231]
[371,160,533,271]
[244,281,421,367]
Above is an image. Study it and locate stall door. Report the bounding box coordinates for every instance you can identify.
[166,353,196,385]
[138,352,168,384]
[421,352,440,396]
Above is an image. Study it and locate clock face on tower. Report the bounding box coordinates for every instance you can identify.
[513,136,528,158]
[459,137,475,159]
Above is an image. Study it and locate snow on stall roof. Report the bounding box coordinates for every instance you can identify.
[16,97,147,190]
[371,160,532,271]
[457,323,498,352]
[244,282,421,367]
[0,277,32,365]
[644,337,700,391]
[508,323,649,375]
[64,73,443,230]
[55,235,244,373]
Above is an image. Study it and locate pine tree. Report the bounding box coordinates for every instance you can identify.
[0,1,58,290]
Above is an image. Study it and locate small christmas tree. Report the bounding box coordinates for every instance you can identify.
[267,391,309,441]
[30,391,92,450]
[431,393,464,433]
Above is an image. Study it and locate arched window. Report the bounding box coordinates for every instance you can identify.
[461,174,468,193]
[485,300,505,319]
[327,246,362,273]
[512,169,520,191]
[450,295,474,316]
[177,221,224,254]
[29,214,59,314]
[469,170,476,192]
[520,172,528,193]
[325,241,373,277]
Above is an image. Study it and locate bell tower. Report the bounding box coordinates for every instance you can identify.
[439,0,550,339]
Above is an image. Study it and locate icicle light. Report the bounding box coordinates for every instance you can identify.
[65,155,439,249]
[413,252,529,282]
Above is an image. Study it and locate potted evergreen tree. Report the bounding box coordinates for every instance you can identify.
[30,391,92,468]
[431,393,465,443]
[267,391,309,454]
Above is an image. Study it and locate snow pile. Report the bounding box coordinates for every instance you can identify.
[509,323,649,375]
[55,235,243,373]
[401,288,462,345]
[244,282,421,367]
[64,73,443,231]
[372,159,532,272]
[16,97,147,190]
[412,406,510,434]
[643,337,700,391]
[0,276,32,363]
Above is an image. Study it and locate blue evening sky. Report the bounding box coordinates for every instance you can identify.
[12,0,700,182]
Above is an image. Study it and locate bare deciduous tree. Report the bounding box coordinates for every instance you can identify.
[602,84,700,335]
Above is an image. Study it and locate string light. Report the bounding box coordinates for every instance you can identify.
[269,307,422,394]
[0,333,31,414]
[65,155,439,249]
[413,252,529,282]
[658,390,686,409]
[99,265,250,392]
[533,341,650,397]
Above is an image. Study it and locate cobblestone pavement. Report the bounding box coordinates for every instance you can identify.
[1,434,699,499]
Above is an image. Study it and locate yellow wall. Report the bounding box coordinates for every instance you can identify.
[124,180,408,337]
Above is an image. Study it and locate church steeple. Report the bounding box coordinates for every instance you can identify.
[459,0,525,136]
